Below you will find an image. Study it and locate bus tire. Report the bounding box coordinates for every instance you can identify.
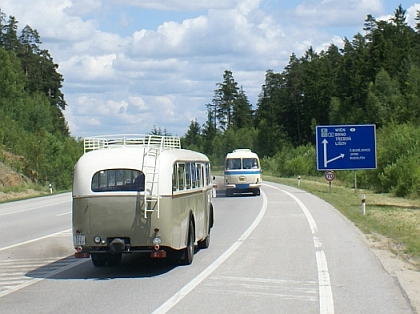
[181,220,195,265]
[198,206,212,249]
[198,232,210,249]
[209,203,214,229]
[253,188,260,196]
[91,253,107,267]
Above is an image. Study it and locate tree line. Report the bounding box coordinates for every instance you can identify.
[0,11,82,190]
[183,5,420,198]
[1,6,420,197]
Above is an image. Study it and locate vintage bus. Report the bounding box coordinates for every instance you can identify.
[72,134,214,267]
[224,149,261,197]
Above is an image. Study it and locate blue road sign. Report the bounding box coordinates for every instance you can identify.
[316,124,377,170]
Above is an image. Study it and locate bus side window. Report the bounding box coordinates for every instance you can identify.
[186,162,192,189]
[178,163,185,190]
[205,163,210,185]
[172,164,177,191]
[195,163,200,188]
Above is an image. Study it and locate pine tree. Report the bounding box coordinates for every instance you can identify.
[213,70,239,131]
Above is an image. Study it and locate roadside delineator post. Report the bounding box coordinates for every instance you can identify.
[361,194,366,215]
[297,175,301,186]
[49,183,53,194]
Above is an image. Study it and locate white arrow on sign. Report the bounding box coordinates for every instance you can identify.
[322,139,345,167]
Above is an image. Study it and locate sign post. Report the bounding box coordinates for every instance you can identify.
[324,170,335,192]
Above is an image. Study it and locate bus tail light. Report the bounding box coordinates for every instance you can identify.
[75,246,90,258]
[75,252,90,258]
[150,250,166,258]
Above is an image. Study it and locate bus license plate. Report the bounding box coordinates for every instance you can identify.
[74,235,86,245]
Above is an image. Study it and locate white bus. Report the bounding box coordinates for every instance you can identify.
[224,149,261,197]
[72,134,214,267]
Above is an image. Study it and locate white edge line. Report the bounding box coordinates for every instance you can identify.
[0,200,70,217]
[0,259,88,298]
[0,229,72,252]
[264,183,334,314]
[151,190,268,314]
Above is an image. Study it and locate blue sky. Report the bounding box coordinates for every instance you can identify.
[1,1,420,138]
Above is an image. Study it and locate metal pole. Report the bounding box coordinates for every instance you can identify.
[354,171,357,193]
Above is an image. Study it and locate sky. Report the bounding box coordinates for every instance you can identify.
[1,0,420,138]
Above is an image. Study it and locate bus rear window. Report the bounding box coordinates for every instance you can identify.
[91,169,144,192]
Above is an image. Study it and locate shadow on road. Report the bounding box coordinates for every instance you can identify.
[26,253,174,280]
[25,247,210,280]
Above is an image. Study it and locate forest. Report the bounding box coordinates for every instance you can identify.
[0,11,82,190]
[1,5,420,198]
[182,5,420,198]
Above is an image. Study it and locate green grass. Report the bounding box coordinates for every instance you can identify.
[263,175,420,267]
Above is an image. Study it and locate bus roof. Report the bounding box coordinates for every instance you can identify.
[226,149,259,159]
[83,134,181,153]
[73,140,209,196]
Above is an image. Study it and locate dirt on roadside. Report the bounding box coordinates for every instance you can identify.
[366,233,420,313]
[0,162,46,202]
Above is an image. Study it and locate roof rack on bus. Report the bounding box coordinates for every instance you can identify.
[83,134,181,153]
[232,149,251,152]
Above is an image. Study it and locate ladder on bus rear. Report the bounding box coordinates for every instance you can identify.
[142,136,161,218]
[141,135,181,218]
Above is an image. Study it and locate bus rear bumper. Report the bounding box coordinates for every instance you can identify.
[74,246,168,258]
[225,183,261,189]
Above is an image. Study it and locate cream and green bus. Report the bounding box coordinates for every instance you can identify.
[72,134,214,267]
[224,149,261,197]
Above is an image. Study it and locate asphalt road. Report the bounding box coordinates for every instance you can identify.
[0,181,415,313]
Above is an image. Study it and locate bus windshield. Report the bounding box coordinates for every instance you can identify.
[226,158,259,170]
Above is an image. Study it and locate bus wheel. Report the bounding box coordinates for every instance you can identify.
[107,253,122,266]
[181,221,195,265]
[253,188,260,196]
[91,253,107,267]
[198,232,210,249]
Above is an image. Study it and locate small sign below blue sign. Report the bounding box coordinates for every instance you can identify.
[316,124,377,171]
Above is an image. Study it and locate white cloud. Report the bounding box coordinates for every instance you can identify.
[109,0,235,11]
[295,0,383,27]
[2,0,418,137]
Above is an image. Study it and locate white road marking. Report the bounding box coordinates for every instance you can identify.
[0,200,70,216]
[151,190,268,314]
[0,229,88,299]
[0,229,72,252]
[0,258,88,298]
[57,211,71,216]
[265,183,334,314]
